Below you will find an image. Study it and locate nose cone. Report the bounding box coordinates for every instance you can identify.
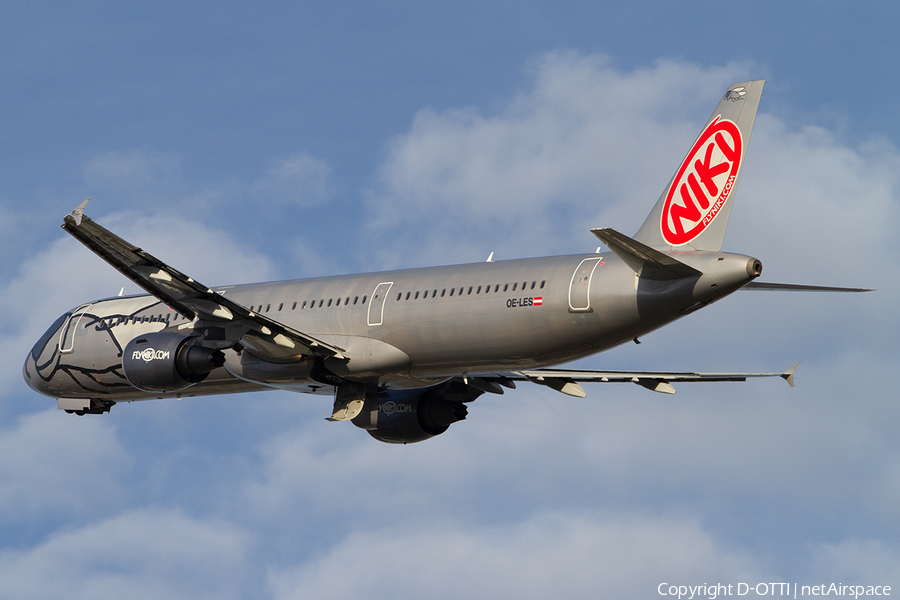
[23,350,53,397]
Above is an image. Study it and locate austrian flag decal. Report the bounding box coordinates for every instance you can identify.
[660,116,743,246]
[534,297,543,305]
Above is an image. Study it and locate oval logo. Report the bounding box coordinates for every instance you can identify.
[380,401,412,415]
[660,116,743,246]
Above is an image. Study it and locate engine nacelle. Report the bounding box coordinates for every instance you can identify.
[351,388,469,444]
[122,332,225,393]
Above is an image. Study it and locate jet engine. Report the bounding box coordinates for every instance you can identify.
[351,388,470,444]
[122,332,225,393]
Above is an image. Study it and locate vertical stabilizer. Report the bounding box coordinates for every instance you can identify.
[633,80,764,251]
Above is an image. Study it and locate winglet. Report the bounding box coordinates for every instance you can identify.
[781,361,800,387]
[67,199,90,227]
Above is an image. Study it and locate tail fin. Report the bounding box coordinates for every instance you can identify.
[633,80,764,251]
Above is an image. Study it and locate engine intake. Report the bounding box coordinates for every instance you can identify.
[122,332,225,393]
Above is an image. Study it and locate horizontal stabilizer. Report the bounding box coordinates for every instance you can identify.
[744,282,873,293]
[591,227,701,280]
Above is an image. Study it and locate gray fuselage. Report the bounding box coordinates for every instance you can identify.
[24,249,759,402]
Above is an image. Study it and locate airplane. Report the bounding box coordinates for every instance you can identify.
[23,80,870,444]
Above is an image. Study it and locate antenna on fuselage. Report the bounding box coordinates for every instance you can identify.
[486,252,494,263]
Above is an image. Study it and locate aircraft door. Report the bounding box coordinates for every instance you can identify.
[367,282,393,326]
[568,258,602,312]
[58,303,94,354]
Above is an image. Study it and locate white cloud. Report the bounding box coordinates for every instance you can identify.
[0,411,130,520]
[807,538,900,583]
[364,53,754,268]
[0,509,250,600]
[728,114,900,285]
[266,512,765,600]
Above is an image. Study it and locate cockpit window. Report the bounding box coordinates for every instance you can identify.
[32,312,70,361]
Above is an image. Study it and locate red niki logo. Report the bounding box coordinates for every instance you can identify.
[660,116,743,246]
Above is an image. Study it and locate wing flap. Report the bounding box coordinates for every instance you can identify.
[496,364,799,395]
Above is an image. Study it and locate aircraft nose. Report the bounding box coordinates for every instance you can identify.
[22,352,51,397]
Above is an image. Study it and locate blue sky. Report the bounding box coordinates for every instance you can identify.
[2,2,899,598]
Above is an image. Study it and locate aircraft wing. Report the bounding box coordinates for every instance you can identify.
[468,363,799,397]
[62,200,346,361]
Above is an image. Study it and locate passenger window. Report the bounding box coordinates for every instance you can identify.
[266,304,271,312]
[432,290,437,298]
[278,303,283,311]
[540,280,546,289]
[476,286,482,294]
[405,292,410,300]
[503,284,509,292]
[302,301,307,309]
[328,299,333,307]
[531,281,535,290]
[362,295,367,304]
[319,299,324,308]
[415,291,420,299]
[345,297,350,305]
[292,301,297,310]
[512,283,517,291]
[354,296,359,304]
[468,286,472,295]
[494,284,500,292]
[397,292,402,301]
